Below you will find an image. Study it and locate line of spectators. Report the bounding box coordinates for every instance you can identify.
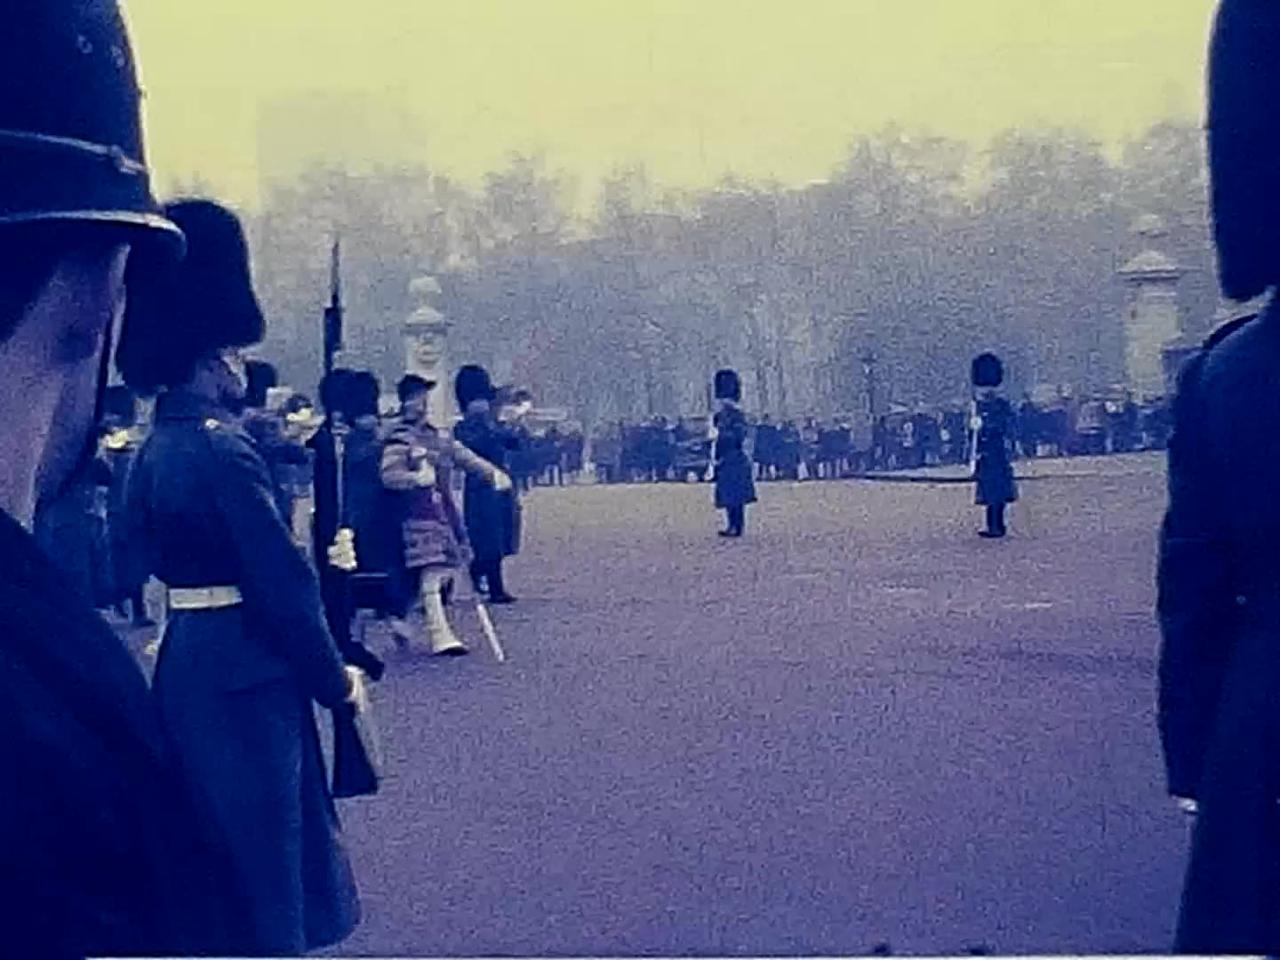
[583,392,1173,485]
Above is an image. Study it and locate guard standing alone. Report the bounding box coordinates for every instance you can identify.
[454,364,523,602]
[712,368,757,537]
[970,352,1018,538]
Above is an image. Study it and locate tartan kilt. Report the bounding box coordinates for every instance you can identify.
[402,518,465,571]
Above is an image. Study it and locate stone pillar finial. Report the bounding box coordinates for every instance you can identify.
[404,275,452,426]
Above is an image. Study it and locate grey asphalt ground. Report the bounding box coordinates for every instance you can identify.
[311,452,1183,955]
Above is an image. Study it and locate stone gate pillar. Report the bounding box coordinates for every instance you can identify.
[403,275,452,426]
[1118,215,1184,399]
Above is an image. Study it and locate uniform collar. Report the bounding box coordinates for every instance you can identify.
[154,389,230,424]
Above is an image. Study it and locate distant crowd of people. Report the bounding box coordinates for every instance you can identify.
[582,392,1173,485]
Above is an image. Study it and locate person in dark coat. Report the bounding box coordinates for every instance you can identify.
[117,199,363,955]
[241,360,312,525]
[0,3,251,954]
[970,352,1018,538]
[1158,2,1280,951]
[454,364,523,602]
[753,415,776,480]
[342,372,399,579]
[1017,395,1040,459]
[712,369,757,537]
[310,368,385,680]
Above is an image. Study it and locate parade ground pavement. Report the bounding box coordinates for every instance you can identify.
[311,452,1181,956]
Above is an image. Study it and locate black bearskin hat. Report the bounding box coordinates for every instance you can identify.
[323,369,380,420]
[714,368,741,402]
[1207,0,1280,301]
[455,364,496,410]
[348,371,381,420]
[971,352,1004,388]
[116,199,264,394]
[319,368,357,417]
[244,359,277,410]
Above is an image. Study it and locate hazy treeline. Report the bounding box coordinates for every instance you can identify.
[246,121,1213,424]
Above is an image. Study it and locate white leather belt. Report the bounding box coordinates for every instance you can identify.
[167,586,243,611]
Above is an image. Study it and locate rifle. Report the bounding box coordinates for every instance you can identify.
[967,396,980,476]
[316,239,383,679]
[324,237,343,376]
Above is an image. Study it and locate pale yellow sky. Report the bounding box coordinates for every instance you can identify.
[123,0,1216,208]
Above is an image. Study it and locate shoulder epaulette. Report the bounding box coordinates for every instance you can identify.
[1204,311,1259,352]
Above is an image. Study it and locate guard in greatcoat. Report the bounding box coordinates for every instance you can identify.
[311,368,385,679]
[970,352,1018,538]
[1157,2,1280,952]
[117,199,364,955]
[712,369,757,537]
[454,364,524,602]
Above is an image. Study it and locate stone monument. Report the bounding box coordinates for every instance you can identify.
[1118,214,1184,399]
[403,275,452,426]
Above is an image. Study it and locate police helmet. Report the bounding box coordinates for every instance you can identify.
[0,1,181,254]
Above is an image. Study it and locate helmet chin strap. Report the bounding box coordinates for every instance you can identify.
[39,316,115,513]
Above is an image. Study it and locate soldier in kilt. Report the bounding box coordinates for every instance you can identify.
[712,369,757,537]
[380,374,511,655]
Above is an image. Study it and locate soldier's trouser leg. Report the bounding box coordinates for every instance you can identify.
[421,570,467,656]
[727,505,745,536]
[985,504,1007,536]
[485,558,513,602]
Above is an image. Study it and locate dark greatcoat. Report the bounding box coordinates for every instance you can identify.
[973,395,1019,506]
[341,420,399,576]
[1157,306,1280,953]
[713,404,757,509]
[0,507,246,957]
[125,390,359,956]
[455,409,523,563]
[308,420,386,679]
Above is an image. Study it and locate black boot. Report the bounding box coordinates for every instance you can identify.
[979,504,1006,538]
[720,506,745,537]
[718,508,736,537]
[486,560,516,604]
